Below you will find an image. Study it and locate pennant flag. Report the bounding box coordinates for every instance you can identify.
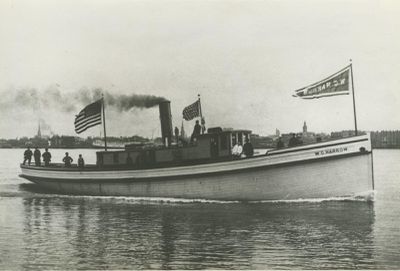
[74,99,102,134]
[182,100,200,121]
[293,66,350,99]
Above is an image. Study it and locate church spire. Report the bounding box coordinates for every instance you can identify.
[37,121,41,138]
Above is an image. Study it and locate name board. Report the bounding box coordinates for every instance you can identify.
[314,147,348,156]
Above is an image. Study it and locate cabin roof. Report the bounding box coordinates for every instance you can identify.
[228,129,252,133]
[196,129,251,139]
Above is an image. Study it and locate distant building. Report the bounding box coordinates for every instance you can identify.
[276,121,320,147]
[330,130,400,148]
[330,130,362,138]
[279,133,294,147]
[250,134,275,148]
[61,136,75,148]
[301,121,316,143]
[30,122,49,147]
[371,131,400,148]
[50,135,61,147]
[49,135,77,148]
[0,139,12,148]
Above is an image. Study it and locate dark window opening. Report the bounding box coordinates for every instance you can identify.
[238,133,243,145]
[232,134,237,146]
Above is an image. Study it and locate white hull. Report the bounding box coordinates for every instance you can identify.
[20,135,375,201]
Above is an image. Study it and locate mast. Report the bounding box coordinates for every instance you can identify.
[198,94,202,119]
[102,95,108,151]
[198,94,205,134]
[350,60,358,136]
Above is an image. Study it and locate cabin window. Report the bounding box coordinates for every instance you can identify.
[232,134,237,146]
[238,132,243,145]
[221,135,228,150]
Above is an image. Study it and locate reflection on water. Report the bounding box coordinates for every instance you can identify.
[12,197,376,270]
[1,149,400,269]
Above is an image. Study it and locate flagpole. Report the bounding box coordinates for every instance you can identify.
[102,95,108,151]
[198,94,204,134]
[350,60,358,136]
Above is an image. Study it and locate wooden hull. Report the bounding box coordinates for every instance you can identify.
[19,135,375,201]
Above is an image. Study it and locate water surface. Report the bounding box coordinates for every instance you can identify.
[0,149,399,269]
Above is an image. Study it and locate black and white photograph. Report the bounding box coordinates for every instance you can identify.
[0,0,399,269]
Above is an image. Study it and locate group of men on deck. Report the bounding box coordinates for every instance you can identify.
[22,147,85,168]
[232,138,254,158]
[23,147,51,166]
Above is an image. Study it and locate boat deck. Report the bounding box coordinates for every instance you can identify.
[20,134,372,174]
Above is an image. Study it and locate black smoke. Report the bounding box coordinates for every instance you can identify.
[104,92,167,111]
[0,86,167,114]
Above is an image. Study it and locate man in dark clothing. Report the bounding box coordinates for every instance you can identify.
[201,117,206,134]
[62,152,73,167]
[23,147,33,165]
[78,154,84,169]
[243,138,254,157]
[33,147,41,166]
[42,148,52,166]
[191,120,202,143]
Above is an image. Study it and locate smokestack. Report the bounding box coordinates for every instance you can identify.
[159,101,173,147]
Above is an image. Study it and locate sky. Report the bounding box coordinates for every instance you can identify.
[0,0,399,139]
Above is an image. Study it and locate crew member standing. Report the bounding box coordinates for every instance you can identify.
[190,120,202,143]
[243,138,254,157]
[42,148,52,166]
[232,142,243,158]
[63,152,73,167]
[77,154,84,169]
[23,147,33,165]
[33,147,41,166]
[201,117,206,134]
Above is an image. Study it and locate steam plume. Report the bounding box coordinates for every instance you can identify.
[0,86,167,114]
[104,92,167,111]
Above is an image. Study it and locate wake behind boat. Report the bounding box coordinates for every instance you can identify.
[19,64,375,201]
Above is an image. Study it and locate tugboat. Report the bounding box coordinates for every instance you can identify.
[19,100,374,201]
[19,63,376,201]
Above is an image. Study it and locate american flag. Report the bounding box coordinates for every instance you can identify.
[182,100,200,121]
[74,99,102,134]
